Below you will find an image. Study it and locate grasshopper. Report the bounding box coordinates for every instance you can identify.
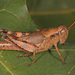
[0,22,75,66]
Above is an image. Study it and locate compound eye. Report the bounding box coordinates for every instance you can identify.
[61,29,65,33]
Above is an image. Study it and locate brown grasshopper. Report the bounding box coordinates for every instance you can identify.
[0,22,75,66]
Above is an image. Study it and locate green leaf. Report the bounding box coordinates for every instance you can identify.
[0,0,75,75]
[0,0,36,31]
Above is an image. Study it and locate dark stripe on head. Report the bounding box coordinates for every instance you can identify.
[51,33,59,37]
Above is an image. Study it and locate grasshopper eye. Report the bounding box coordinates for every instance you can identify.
[61,29,65,33]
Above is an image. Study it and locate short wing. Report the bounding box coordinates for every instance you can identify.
[18,31,45,45]
[6,34,38,52]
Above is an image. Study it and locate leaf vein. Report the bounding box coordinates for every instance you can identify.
[0,9,21,21]
[0,60,14,75]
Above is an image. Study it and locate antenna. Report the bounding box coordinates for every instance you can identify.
[68,22,75,30]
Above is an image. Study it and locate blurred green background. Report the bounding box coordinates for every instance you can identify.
[27,0,75,41]
[0,0,75,75]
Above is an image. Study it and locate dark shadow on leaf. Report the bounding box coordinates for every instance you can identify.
[48,50,62,62]
[28,54,33,61]
[28,52,46,63]
[35,52,46,63]
[64,51,69,61]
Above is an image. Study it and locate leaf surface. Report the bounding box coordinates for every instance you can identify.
[0,0,75,75]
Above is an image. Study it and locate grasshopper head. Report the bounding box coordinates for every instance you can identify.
[58,21,75,44]
[58,25,68,44]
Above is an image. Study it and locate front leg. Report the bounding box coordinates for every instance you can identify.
[54,44,66,64]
